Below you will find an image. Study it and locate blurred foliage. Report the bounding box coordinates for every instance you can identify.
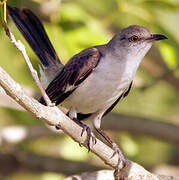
[0,0,179,179]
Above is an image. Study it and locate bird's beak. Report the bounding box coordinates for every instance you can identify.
[147,34,168,42]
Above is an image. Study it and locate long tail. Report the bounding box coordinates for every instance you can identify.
[7,5,62,68]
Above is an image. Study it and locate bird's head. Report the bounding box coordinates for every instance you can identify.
[108,25,167,59]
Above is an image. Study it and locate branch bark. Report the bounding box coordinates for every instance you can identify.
[103,114,179,146]
[2,87,179,146]
[63,170,176,180]
[1,85,179,147]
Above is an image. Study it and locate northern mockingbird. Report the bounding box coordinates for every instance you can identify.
[8,5,167,178]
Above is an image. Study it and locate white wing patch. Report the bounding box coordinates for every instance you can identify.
[64,84,75,93]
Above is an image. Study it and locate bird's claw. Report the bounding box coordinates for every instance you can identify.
[111,143,126,179]
[71,117,97,151]
[81,124,97,152]
[111,143,120,158]
[55,125,61,130]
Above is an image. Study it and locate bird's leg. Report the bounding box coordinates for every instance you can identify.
[72,117,97,151]
[67,107,96,151]
[95,128,126,179]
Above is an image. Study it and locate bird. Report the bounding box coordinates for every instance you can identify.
[7,5,167,178]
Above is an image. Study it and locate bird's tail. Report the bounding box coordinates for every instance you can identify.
[7,5,62,68]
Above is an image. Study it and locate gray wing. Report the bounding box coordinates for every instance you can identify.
[40,47,101,105]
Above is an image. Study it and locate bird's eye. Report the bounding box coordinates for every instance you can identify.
[130,35,139,42]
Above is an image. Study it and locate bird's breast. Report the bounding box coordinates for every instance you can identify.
[62,54,137,113]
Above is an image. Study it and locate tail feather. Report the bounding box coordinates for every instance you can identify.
[7,5,62,68]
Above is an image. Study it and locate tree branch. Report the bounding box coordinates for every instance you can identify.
[0,152,101,176]
[0,55,177,179]
[9,32,52,106]
[0,125,58,145]
[0,65,122,177]
[103,114,179,146]
[1,87,179,147]
[63,170,176,180]
[141,47,179,91]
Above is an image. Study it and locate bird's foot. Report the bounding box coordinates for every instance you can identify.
[111,143,126,180]
[72,118,97,151]
[55,126,61,130]
[81,123,97,152]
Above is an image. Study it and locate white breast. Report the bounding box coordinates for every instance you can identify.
[62,53,140,114]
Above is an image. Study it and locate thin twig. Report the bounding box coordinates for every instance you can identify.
[2,23,52,105]
[9,32,53,106]
[140,66,179,91]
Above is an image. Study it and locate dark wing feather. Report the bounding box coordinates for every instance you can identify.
[103,81,133,117]
[40,47,101,105]
[123,81,132,98]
